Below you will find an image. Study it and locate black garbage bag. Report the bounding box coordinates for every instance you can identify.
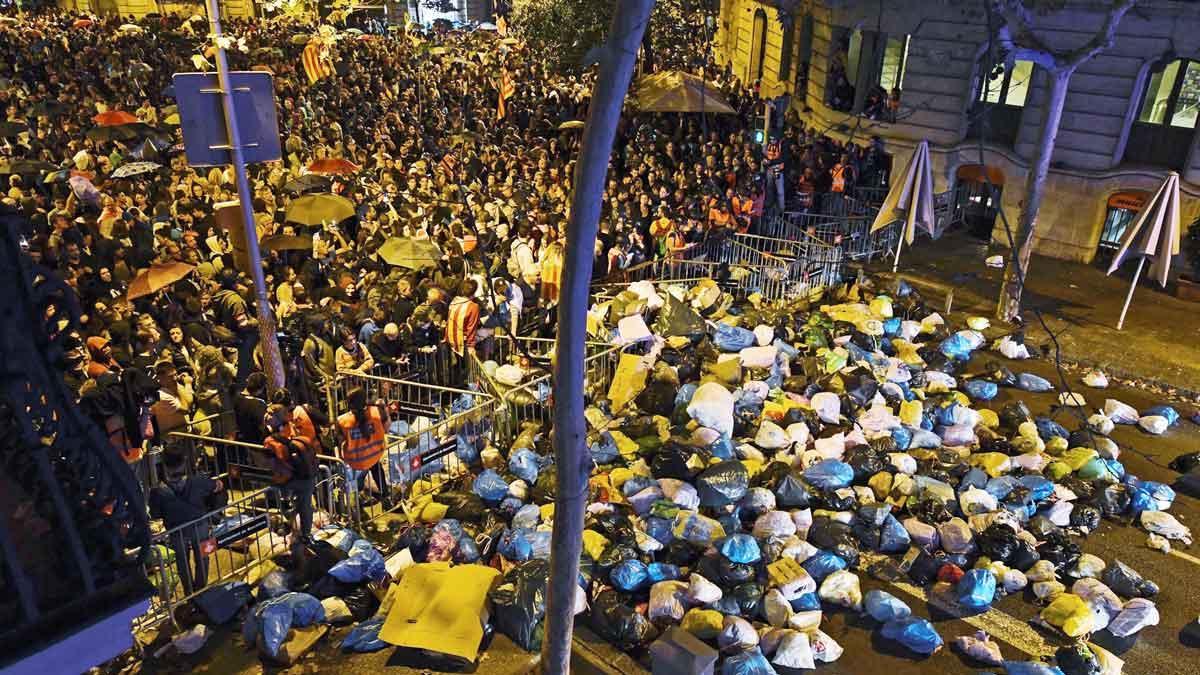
[712,595,741,615]
[533,465,557,504]
[343,585,380,621]
[1000,401,1033,430]
[808,488,856,513]
[475,513,507,562]
[983,361,1018,387]
[807,518,860,567]
[305,540,349,582]
[976,523,1019,565]
[636,380,678,418]
[398,524,433,562]
[868,435,898,455]
[193,582,252,625]
[591,509,637,544]
[753,461,791,489]
[435,490,486,522]
[912,497,953,524]
[1060,476,1096,503]
[844,374,878,408]
[919,349,957,374]
[1169,452,1200,474]
[1009,538,1041,571]
[1026,516,1063,541]
[852,505,910,553]
[772,472,812,508]
[595,544,642,578]
[663,540,699,568]
[900,546,941,586]
[1037,530,1082,572]
[696,460,749,507]
[729,582,764,617]
[844,445,886,482]
[781,375,808,395]
[490,558,550,652]
[308,573,358,600]
[979,435,1018,456]
[1101,560,1159,598]
[1055,643,1102,675]
[1069,504,1102,532]
[652,445,693,481]
[589,589,657,651]
[718,557,757,586]
[1092,483,1130,518]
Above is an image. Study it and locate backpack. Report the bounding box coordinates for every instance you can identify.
[507,240,529,278]
[272,433,318,481]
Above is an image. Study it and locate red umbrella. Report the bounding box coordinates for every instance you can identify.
[72,18,94,29]
[93,110,140,127]
[306,158,360,175]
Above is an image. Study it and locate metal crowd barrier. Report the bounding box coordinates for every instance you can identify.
[762,209,899,264]
[490,344,621,445]
[135,449,352,633]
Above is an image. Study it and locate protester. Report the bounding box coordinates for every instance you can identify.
[146,452,226,595]
[336,386,389,507]
[262,403,319,547]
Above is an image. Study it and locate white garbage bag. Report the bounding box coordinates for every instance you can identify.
[1071,554,1107,579]
[787,610,823,632]
[754,420,790,449]
[648,581,688,623]
[1089,413,1115,435]
[809,629,844,663]
[1108,598,1160,637]
[1138,415,1169,435]
[786,422,811,448]
[1104,399,1139,425]
[1083,370,1109,388]
[996,336,1030,360]
[772,630,816,670]
[818,570,862,611]
[686,382,735,436]
[687,573,723,605]
[740,345,779,369]
[959,487,998,516]
[753,511,797,540]
[754,325,775,346]
[763,588,794,628]
[1140,511,1193,545]
[718,615,759,651]
[495,364,525,386]
[811,392,841,424]
[953,630,1003,666]
[321,597,353,624]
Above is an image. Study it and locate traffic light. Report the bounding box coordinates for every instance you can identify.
[753,101,771,145]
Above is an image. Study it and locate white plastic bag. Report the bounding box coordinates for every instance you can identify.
[648,580,688,623]
[1089,413,1115,435]
[1071,554,1107,579]
[753,325,775,346]
[939,518,975,554]
[1104,399,1139,425]
[686,382,735,436]
[687,572,723,605]
[1083,370,1109,388]
[959,487,998,516]
[811,392,841,424]
[997,336,1030,360]
[1138,415,1168,435]
[809,629,844,663]
[754,420,790,449]
[772,630,816,670]
[1140,511,1193,545]
[739,345,778,369]
[718,615,759,651]
[1108,598,1159,637]
[953,630,1002,666]
[753,511,797,540]
[763,588,794,627]
[321,597,353,624]
[818,570,862,611]
[787,609,823,632]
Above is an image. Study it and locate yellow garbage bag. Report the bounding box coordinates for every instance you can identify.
[419,501,449,523]
[970,452,1011,478]
[1045,436,1069,455]
[892,339,925,366]
[610,430,640,461]
[868,471,893,500]
[609,467,635,490]
[740,459,764,479]
[1061,447,1098,471]
[1041,593,1094,637]
[703,358,742,385]
[681,608,724,640]
[582,530,609,560]
[540,503,555,522]
[899,400,923,427]
[1046,461,1072,481]
[950,391,970,407]
[978,409,999,428]
[607,353,650,413]
[869,296,894,319]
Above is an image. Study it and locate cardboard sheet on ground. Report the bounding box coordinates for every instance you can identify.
[656,292,706,336]
[608,352,651,412]
[379,562,501,660]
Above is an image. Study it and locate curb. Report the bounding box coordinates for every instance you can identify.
[570,627,650,675]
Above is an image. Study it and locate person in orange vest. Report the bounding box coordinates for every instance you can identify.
[262,404,319,547]
[337,386,389,507]
[270,389,330,453]
[829,153,855,215]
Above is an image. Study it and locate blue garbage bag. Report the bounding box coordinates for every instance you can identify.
[940,333,975,360]
[675,383,698,408]
[1003,662,1066,675]
[933,401,959,427]
[1017,475,1055,501]
[908,427,941,449]
[883,317,902,336]
[329,539,387,584]
[645,516,674,546]
[713,323,757,352]
[865,589,912,622]
[456,536,480,563]
[473,469,510,503]
[963,379,999,401]
[1143,405,1179,426]
[804,459,854,490]
[961,467,990,491]
[1126,476,1176,513]
[1016,373,1053,392]
[622,475,656,497]
[790,592,821,612]
[878,514,912,553]
[956,568,996,612]
[499,496,525,518]
[881,617,943,655]
[892,425,913,450]
[258,570,292,599]
[647,562,681,583]
[718,534,762,564]
[801,551,846,583]
[455,433,481,464]
[254,592,325,658]
[610,559,649,592]
[510,448,541,484]
[513,504,541,530]
[1035,417,1069,441]
[529,531,553,559]
[709,436,736,460]
[720,647,775,675]
[342,617,389,653]
[498,528,535,561]
[590,436,619,464]
[983,475,1017,500]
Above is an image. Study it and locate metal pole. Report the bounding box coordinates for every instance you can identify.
[1116,256,1145,331]
[543,0,654,672]
[204,0,286,392]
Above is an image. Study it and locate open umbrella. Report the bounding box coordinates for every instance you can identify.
[72,18,94,29]
[86,124,152,143]
[558,120,585,131]
[870,139,936,272]
[118,23,144,34]
[93,110,140,126]
[0,120,27,138]
[283,174,331,194]
[285,193,356,226]
[476,22,498,31]
[306,158,360,175]
[378,236,442,269]
[0,159,57,175]
[1107,171,1182,330]
[127,262,195,300]
[110,161,162,179]
[633,71,736,114]
[260,234,313,252]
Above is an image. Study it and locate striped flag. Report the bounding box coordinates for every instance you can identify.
[497,67,515,120]
[439,151,457,176]
[496,15,508,37]
[302,41,333,85]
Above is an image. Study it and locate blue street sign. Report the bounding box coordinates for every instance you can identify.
[172,71,281,167]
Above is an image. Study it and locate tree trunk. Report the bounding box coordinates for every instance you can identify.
[541,0,654,672]
[996,67,1071,322]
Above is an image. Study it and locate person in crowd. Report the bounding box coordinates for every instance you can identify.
[336,386,389,507]
[262,403,319,547]
[147,452,225,595]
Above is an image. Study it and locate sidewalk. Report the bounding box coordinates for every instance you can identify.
[864,231,1200,395]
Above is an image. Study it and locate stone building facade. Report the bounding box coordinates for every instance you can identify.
[716,0,1200,265]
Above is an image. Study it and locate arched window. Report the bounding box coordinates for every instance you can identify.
[749,9,768,83]
[967,58,1034,148]
[1124,58,1200,169]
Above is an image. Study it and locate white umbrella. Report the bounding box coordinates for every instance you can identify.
[111,161,161,178]
[870,139,935,272]
[1106,171,1182,330]
[476,22,498,31]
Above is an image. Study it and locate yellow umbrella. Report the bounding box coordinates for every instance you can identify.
[558,120,585,131]
[378,236,442,269]
[163,113,181,125]
[285,193,356,226]
[127,262,195,300]
[633,71,736,114]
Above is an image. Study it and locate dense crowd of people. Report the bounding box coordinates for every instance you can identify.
[1,10,890,517]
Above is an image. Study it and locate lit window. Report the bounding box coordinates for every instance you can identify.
[880,35,910,92]
[979,59,1034,107]
[1137,59,1200,129]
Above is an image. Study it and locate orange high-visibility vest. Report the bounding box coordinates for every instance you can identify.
[831,165,846,193]
[337,406,386,471]
[291,405,316,442]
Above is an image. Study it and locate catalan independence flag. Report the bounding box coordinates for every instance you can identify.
[302,41,333,85]
[497,67,515,121]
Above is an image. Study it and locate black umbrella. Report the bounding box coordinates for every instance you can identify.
[27,100,66,117]
[129,136,171,161]
[0,159,58,175]
[86,124,146,142]
[283,174,331,194]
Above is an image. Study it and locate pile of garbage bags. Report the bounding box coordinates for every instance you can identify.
[444,276,1183,673]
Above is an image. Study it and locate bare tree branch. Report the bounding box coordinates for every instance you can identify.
[988,0,1058,70]
[1064,0,1139,67]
